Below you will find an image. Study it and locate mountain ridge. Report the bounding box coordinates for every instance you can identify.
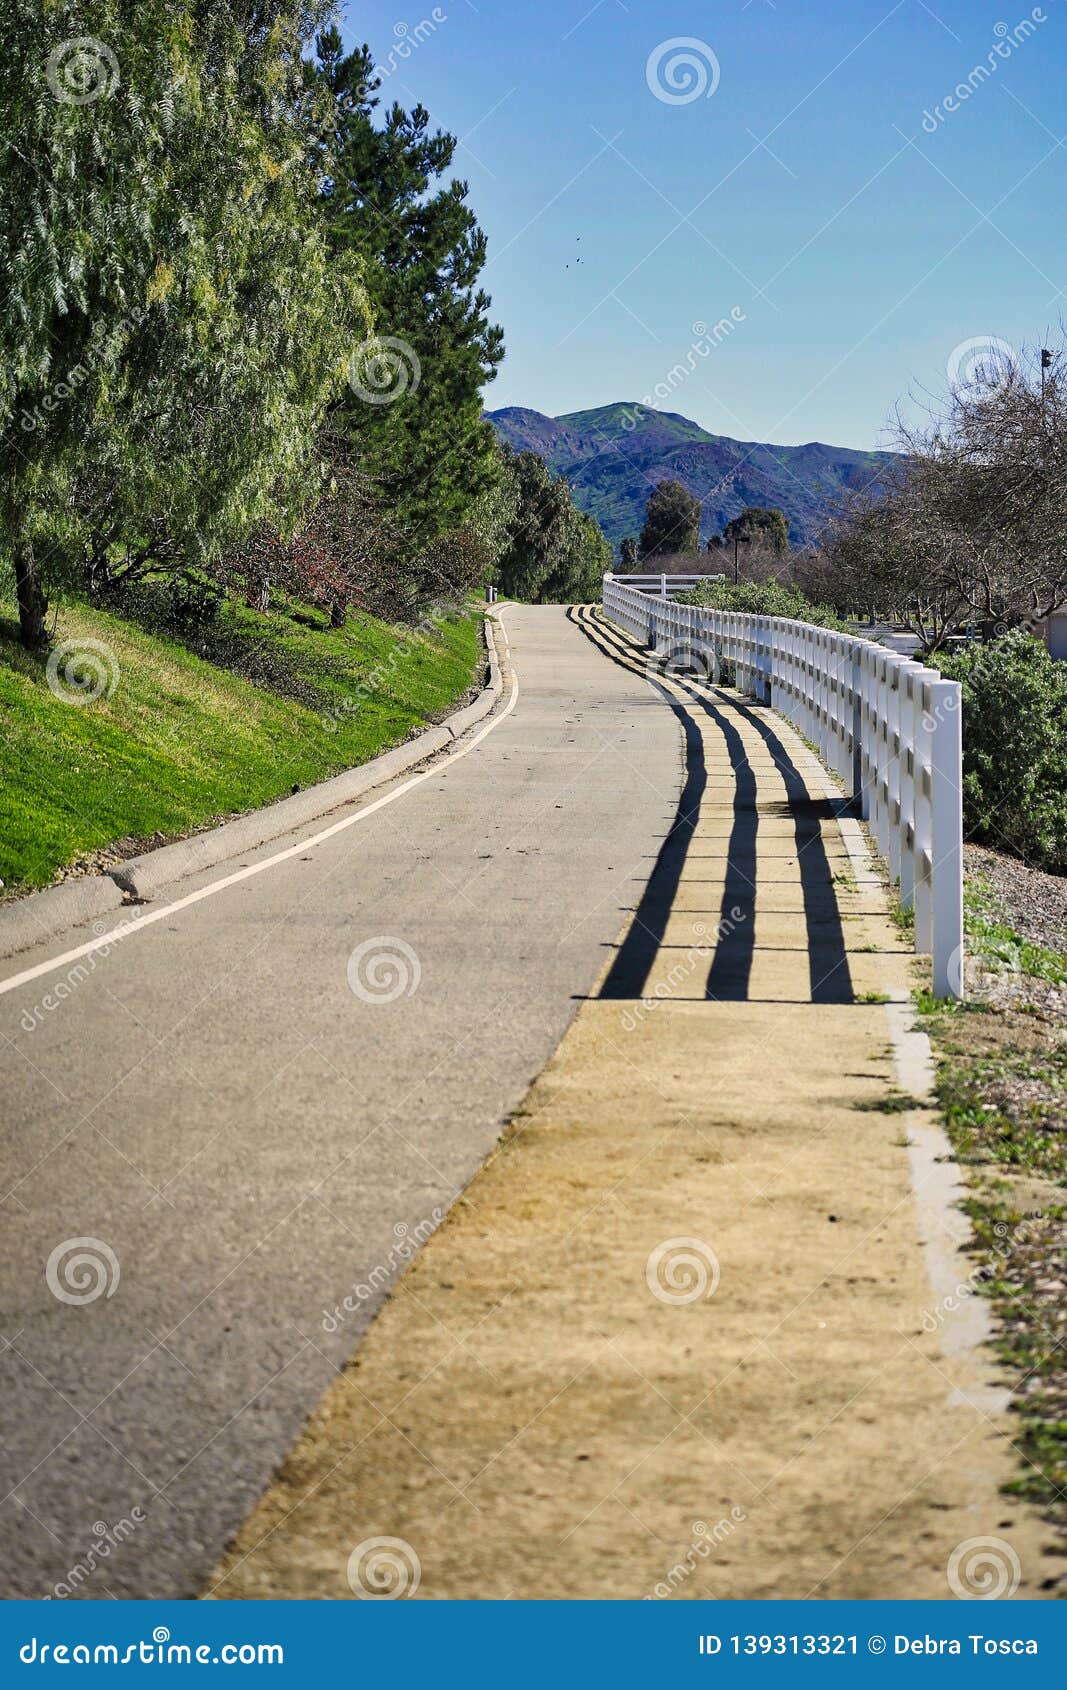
[487,403,896,551]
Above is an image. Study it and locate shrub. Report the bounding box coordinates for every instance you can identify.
[937,630,1067,874]
[679,577,847,629]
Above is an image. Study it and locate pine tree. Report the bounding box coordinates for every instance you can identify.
[313,30,505,539]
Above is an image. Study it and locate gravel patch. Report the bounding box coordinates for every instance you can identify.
[966,842,1067,953]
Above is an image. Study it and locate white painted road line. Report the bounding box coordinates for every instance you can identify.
[0,613,517,1000]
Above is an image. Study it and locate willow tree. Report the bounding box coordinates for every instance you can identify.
[0,3,370,648]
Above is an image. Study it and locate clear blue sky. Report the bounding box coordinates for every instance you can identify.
[340,0,1066,450]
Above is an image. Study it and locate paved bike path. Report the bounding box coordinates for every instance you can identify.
[0,605,680,1598]
[210,608,1063,1602]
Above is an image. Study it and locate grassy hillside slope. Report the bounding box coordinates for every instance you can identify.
[0,596,483,894]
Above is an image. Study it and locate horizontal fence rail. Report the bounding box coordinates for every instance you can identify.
[602,572,965,998]
[615,572,726,599]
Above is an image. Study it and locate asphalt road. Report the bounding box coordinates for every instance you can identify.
[0,605,680,1599]
[213,612,1053,1601]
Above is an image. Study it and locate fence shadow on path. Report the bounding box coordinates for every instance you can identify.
[568,605,855,1007]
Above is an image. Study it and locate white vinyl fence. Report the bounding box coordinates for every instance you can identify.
[602,572,965,998]
[615,572,726,599]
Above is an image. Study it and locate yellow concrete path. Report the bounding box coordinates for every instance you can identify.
[208,608,1061,1601]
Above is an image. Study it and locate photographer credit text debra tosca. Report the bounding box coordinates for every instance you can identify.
[696,1635,1039,1657]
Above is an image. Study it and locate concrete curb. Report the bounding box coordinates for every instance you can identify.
[0,614,503,962]
[0,876,128,962]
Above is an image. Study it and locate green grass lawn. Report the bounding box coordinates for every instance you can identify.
[0,593,484,893]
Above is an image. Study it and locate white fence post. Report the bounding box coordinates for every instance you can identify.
[912,679,934,958]
[929,679,965,999]
[897,664,920,913]
[850,643,863,802]
[886,665,902,887]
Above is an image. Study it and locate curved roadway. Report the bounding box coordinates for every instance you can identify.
[0,605,679,1599]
